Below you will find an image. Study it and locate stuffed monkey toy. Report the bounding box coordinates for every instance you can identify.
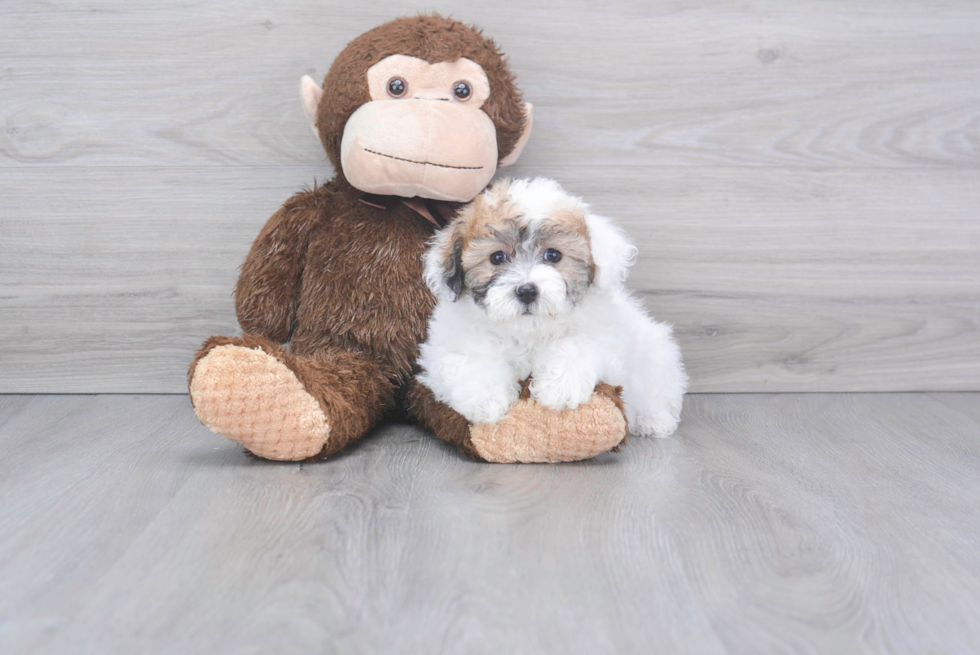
[188,14,628,463]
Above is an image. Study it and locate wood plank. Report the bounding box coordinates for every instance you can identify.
[926,391,980,424]
[0,394,238,652]
[1,0,979,169]
[2,393,980,653]
[577,167,980,392]
[2,165,977,392]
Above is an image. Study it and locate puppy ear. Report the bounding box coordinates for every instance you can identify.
[586,213,637,291]
[423,222,465,301]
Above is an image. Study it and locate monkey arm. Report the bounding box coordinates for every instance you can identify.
[235,189,325,343]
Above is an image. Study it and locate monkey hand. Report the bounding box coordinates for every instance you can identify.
[467,381,626,463]
[410,379,627,464]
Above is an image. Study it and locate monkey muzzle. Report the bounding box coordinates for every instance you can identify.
[340,99,499,203]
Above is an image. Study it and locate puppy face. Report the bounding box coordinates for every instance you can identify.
[424,178,636,323]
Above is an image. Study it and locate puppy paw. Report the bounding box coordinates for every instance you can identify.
[632,411,679,438]
[530,375,597,413]
[452,383,520,425]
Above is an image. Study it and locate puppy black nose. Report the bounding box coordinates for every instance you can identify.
[516,283,538,305]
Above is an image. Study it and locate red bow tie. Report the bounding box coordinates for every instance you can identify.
[358,193,462,228]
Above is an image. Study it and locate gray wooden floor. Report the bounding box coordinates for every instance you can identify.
[2,393,979,654]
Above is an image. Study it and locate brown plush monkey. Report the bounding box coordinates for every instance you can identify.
[188,15,627,463]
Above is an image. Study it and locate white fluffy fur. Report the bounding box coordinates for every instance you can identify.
[418,178,688,436]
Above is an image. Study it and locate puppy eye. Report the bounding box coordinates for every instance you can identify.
[387,77,407,98]
[544,248,562,263]
[490,251,508,265]
[453,81,472,101]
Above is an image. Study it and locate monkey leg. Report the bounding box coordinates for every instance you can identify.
[407,379,627,463]
[188,334,394,461]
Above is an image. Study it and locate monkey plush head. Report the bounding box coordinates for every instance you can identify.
[300,15,533,203]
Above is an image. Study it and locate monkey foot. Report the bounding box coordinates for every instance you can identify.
[469,385,627,463]
[189,344,330,461]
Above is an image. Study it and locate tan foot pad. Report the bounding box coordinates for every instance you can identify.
[189,345,330,461]
[470,393,627,464]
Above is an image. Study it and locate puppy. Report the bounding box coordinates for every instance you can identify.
[417,178,688,437]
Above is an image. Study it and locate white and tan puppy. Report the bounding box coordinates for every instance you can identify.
[417,178,688,437]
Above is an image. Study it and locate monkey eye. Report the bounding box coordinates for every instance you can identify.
[453,81,472,101]
[387,77,407,98]
[544,248,562,263]
[490,251,509,265]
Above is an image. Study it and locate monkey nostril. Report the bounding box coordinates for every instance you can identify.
[516,283,538,305]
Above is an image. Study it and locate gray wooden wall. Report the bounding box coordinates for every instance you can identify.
[2,0,978,393]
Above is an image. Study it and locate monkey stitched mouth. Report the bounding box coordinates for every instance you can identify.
[364,148,483,170]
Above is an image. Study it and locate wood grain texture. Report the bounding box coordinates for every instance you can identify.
[2,165,977,392]
[2,0,979,169]
[2,393,980,653]
[1,0,979,392]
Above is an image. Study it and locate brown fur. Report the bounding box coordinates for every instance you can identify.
[316,14,526,175]
[233,181,437,383]
[405,377,483,459]
[189,15,529,460]
[201,183,436,459]
[594,382,629,450]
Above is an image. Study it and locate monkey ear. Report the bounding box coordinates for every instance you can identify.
[423,223,465,301]
[586,212,637,291]
[300,75,324,139]
[498,103,533,167]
